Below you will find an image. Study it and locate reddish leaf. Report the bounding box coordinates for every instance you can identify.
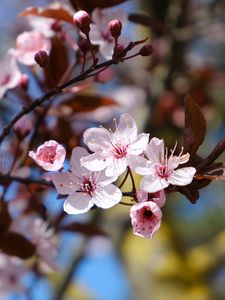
[59,222,107,236]
[0,232,36,259]
[183,95,207,161]
[129,13,170,33]
[177,186,199,204]
[46,36,69,87]
[19,6,73,24]
[0,202,12,233]
[62,94,118,113]
[69,0,129,12]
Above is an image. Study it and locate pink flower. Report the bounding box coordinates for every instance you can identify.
[52,146,122,214]
[10,217,58,270]
[137,189,166,208]
[0,253,27,296]
[89,8,127,59]
[29,140,66,171]
[12,31,51,66]
[130,201,162,238]
[80,113,149,177]
[130,137,196,193]
[0,50,22,98]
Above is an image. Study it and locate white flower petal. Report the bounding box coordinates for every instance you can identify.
[141,174,169,193]
[116,113,138,142]
[128,133,149,155]
[145,137,164,164]
[81,153,112,172]
[128,155,152,175]
[105,157,127,177]
[168,167,196,186]
[92,185,122,209]
[83,127,112,152]
[71,146,89,175]
[63,193,93,214]
[52,172,78,194]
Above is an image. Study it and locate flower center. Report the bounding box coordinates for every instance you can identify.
[156,165,171,179]
[80,176,96,195]
[37,146,57,164]
[143,209,153,219]
[112,144,128,159]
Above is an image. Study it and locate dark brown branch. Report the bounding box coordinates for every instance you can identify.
[0,175,54,187]
[196,137,225,172]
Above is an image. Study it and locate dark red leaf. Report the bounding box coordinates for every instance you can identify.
[183,95,207,161]
[129,13,170,33]
[59,222,107,236]
[0,232,36,259]
[19,6,73,24]
[69,0,129,13]
[62,94,118,113]
[0,202,12,233]
[177,186,199,204]
[46,36,69,87]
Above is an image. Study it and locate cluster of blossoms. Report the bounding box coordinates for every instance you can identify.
[29,113,196,239]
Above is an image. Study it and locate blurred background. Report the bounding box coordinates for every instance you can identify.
[1,0,225,299]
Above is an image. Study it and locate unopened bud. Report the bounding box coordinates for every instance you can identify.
[108,19,122,39]
[14,115,33,139]
[79,39,90,53]
[73,10,91,34]
[139,44,153,56]
[20,74,29,90]
[51,21,62,32]
[34,50,49,68]
[113,43,125,59]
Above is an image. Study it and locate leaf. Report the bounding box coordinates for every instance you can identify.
[0,232,36,259]
[183,95,207,161]
[177,186,199,204]
[62,94,118,113]
[129,13,170,33]
[19,6,73,24]
[0,202,12,233]
[59,222,107,236]
[69,0,129,12]
[46,36,69,87]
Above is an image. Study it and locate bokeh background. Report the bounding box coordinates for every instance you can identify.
[1,0,225,299]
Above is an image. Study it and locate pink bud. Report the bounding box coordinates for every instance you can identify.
[34,50,49,68]
[139,44,153,56]
[20,74,29,90]
[108,20,122,39]
[73,10,91,34]
[14,115,33,138]
[113,43,125,59]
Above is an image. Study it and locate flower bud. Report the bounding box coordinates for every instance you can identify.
[108,19,122,39]
[139,44,153,57]
[34,50,49,68]
[73,10,91,34]
[51,20,62,32]
[20,74,29,90]
[113,43,125,59]
[14,115,33,139]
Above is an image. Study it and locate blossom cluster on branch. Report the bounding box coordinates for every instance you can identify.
[0,0,224,298]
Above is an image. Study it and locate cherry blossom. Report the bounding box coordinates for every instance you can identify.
[0,50,22,98]
[137,189,166,208]
[10,217,58,270]
[89,8,128,59]
[12,31,51,66]
[130,137,196,193]
[29,140,66,171]
[0,253,27,297]
[81,113,149,177]
[52,146,122,214]
[130,201,162,238]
